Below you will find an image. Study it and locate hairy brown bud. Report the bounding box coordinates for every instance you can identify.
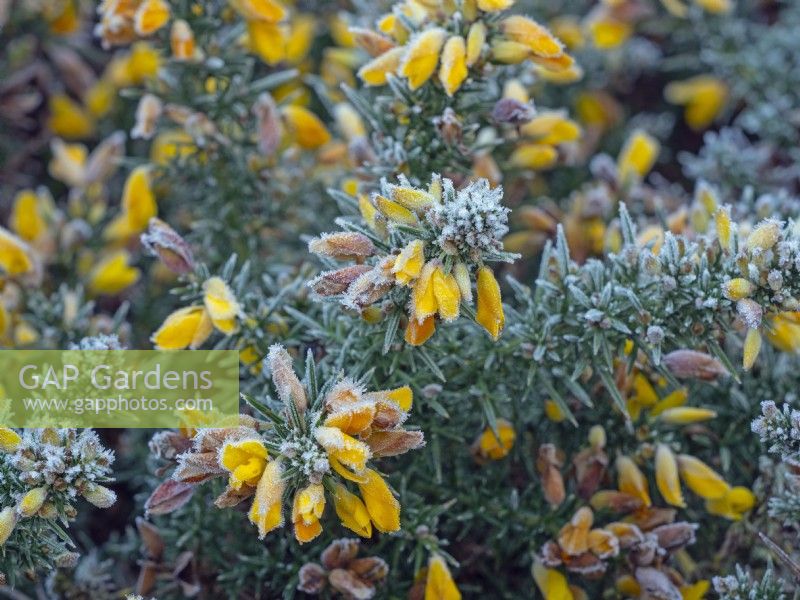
[308,265,373,296]
[267,344,307,414]
[141,218,196,275]
[662,349,728,380]
[297,563,327,594]
[491,98,536,125]
[309,232,376,261]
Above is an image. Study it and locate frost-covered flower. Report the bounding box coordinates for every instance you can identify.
[173,345,424,543]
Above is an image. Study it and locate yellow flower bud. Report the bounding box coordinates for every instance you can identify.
[0,428,21,453]
[171,19,197,61]
[746,220,780,252]
[466,22,486,66]
[374,194,419,225]
[510,143,559,170]
[477,0,514,11]
[705,486,755,520]
[742,328,762,371]
[655,444,686,508]
[248,458,284,539]
[0,507,15,545]
[476,266,504,340]
[722,278,755,301]
[432,266,461,322]
[616,455,651,507]
[426,554,462,599]
[18,487,47,517]
[48,94,95,140]
[658,407,717,424]
[230,0,286,22]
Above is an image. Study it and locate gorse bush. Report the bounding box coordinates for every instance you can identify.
[0,0,799,598]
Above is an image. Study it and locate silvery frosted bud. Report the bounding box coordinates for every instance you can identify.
[308,232,375,261]
[253,92,282,156]
[767,270,783,291]
[141,218,196,275]
[308,265,373,296]
[663,349,727,380]
[297,563,327,594]
[646,326,664,344]
[491,98,536,125]
[736,298,763,329]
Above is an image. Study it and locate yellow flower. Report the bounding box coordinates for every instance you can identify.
[151,306,213,350]
[358,468,400,533]
[0,429,21,453]
[357,47,405,86]
[285,15,316,65]
[333,103,367,141]
[48,94,94,139]
[393,240,426,285]
[587,18,632,50]
[616,455,651,507]
[104,166,158,241]
[292,483,325,543]
[705,486,755,520]
[123,42,161,85]
[680,580,711,600]
[439,36,468,97]
[87,250,140,295]
[742,328,762,371]
[11,190,48,242]
[466,22,486,66]
[655,444,686,508]
[374,195,418,225]
[676,454,729,500]
[48,139,88,187]
[134,0,171,36]
[282,105,331,149]
[48,0,79,35]
[694,0,732,14]
[151,130,196,165]
[766,312,800,353]
[477,0,514,11]
[248,458,284,538]
[230,0,286,22]
[203,276,242,334]
[510,144,558,170]
[315,426,371,479]
[475,419,515,460]
[247,20,287,64]
[658,407,717,424]
[715,206,732,250]
[617,129,659,183]
[501,16,563,58]
[532,560,573,600]
[746,220,780,252]
[399,28,447,91]
[665,76,728,130]
[0,507,15,545]
[722,278,755,301]
[332,481,372,537]
[85,79,116,118]
[171,19,197,61]
[432,266,461,322]
[220,438,269,490]
[18,487,47,517]
[405,315,436,346]
[425,554,462,600]
[476,266,504,340]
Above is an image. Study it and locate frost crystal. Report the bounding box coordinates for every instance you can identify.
[751,400,800,459]
[427,178,510,259]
